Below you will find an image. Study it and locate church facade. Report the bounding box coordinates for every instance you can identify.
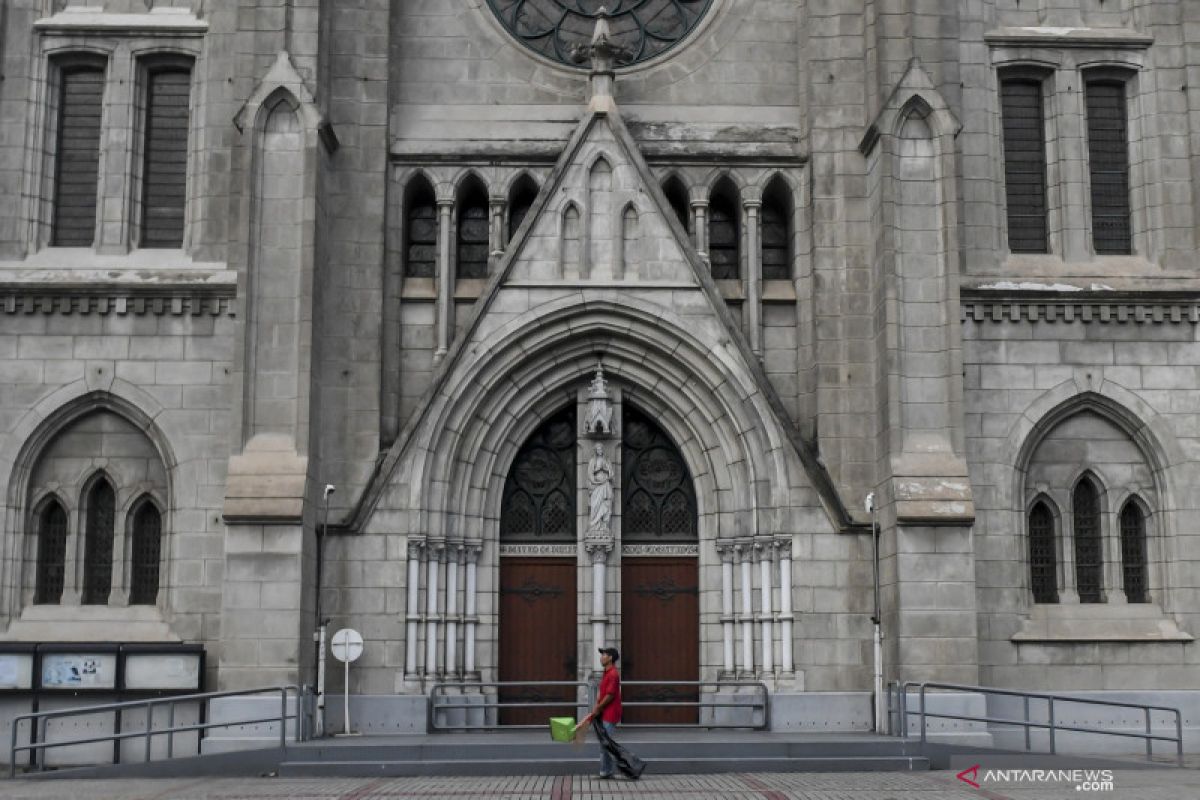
[0,0,1197,739]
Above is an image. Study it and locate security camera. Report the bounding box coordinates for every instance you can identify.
[324,484,336,497]
[865,493,875,513]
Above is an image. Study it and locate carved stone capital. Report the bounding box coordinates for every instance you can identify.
[715,541,736,563]
[427,540,447,562]
[464,541,482,565]
[407,538,426,560]
[773,536,792,560]
[586,541,613,564]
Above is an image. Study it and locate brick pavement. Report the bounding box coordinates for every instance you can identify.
[0,769,1197,800]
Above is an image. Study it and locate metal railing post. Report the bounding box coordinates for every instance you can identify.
[1047,697,1056,755]
[9,716,17,778]
[167,702,175,759]
[919,685,927,744]
[1145,707,1153,761]
[1177,711,1184,767]
[1023,695,1031,751]
[144,701,153,762]
[279,688,287,750]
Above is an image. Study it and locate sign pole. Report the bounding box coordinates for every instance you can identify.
[329,628,364,737]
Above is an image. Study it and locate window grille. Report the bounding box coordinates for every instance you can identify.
[456,193,490,279]
[1028,501,1058,603]
[1119,501,1148,603]
[35,502,68,605]
[129,502,162,605]
[1000,77,1049,253]
[708,185,740,280]
[1085,79,1132,255]
[405,180,437,278]
[1073,480,1103,603]
[52,63,106,246]
[501,406,577,542]
[82,480,116,605]
[140,65,192,247]
[622,405,696,542]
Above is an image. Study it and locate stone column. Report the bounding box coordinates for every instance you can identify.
[588,543,611,672]
[691,199,709,257]
[464,543,481,677]
[717,542,736,676]
[434,199,453,363]
[405,538,424,677]
[736,540,754,676]
[425,540,444,677]
[744,200,763,356]
[775,537,794,674]
[756,539,773,673]
[444,544,461,678]
[489,197,505,259]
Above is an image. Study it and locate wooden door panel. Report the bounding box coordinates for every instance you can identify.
[620,557,699,724]
[498,557,577,725]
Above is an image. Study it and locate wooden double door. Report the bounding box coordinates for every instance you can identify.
[497,555,699,725]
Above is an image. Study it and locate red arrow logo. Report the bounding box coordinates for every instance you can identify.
[956,764,981,789]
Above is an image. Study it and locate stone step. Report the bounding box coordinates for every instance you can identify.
[277,755,931,777]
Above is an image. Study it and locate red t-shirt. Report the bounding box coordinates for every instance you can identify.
[598,666,622,723]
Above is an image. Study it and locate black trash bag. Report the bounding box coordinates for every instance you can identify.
[591,718,646,779]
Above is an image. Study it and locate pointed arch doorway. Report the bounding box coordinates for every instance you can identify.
[497,406,578,725]
[619,405,699,724]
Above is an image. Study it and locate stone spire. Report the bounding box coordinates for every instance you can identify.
[572,7,625,113]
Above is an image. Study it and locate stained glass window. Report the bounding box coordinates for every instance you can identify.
[82,479,116,605]
[130,501,162,605]
[1073,479,1102,603]
[501,407,577,542]
[1028,501,1058,603]
[487,0,714,68]
[622,405,696,542]
[35,501,68,605]
[1119,501,1148,603]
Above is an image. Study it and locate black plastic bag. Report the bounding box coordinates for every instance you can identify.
[591,718,646,779]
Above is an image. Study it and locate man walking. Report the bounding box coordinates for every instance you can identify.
[581,647,642,779]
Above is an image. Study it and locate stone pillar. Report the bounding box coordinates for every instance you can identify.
[744,200,763,356]
[434,200,453,363]
[756,539,773,673]
[736,540,754,676]
[405,538,424,677]
[425,540,444,677]
[691,199,709,258]
[464,543,481,677]
[775,537,794,675]
[444,544,462,678]
[717,542,736,676]
[489,196,505,259]
[588,543,611,672]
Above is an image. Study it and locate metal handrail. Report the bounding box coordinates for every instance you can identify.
[9,684,309,777]
[620,680,770,730]
[429,681,593,731]
[889,680,1184,767]
[429,679,769,731]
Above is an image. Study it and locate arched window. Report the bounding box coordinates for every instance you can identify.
[1119,501,1148,603]
[35,500,68,605]
[507,174,539,243]
[82,478,116,605]
[761,176,793,281]
[622,405,697,542]
[661,176,690,234]
[404,176,437,278]
[1072,479,1102,603]
[708,178,741,280]
[129,500,162,605]
[500,407,577,542]
[456,175,490,279]
[1028,501,1058,603]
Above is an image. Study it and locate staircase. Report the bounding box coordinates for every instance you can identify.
[275,730,930,777]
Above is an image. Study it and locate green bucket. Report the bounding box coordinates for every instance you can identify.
[549,716,577,743]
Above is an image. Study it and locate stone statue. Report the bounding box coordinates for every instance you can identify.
[586,364,613,435]
[588,443,613,533]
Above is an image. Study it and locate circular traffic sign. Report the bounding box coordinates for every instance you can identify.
[330,628,364,663]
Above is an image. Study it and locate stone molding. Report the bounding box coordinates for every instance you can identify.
[621,544,698,557]
[34,9,209,37]
[0,270,237,317]
[498,543,575,556]
[961,292,1200,325]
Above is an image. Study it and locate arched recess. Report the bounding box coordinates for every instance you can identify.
[708,176,741,280]
[32,495,68,605]
[80,473,117,606]
[620,404,699,723]
[128,495,164,606]
[1118,497,1149,604]
[1026,496,1059,604]
[1016,392,1170,608]
[507,173,539,244]
[661,174,691,235]
[404,173,438,278]
[455,173,490,280]
[4,391,174,620]
[496,406,578,725]
[761,174,793,281]
[369,295,823,684]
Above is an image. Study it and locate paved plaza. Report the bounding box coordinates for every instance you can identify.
[0,770,1197,800]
